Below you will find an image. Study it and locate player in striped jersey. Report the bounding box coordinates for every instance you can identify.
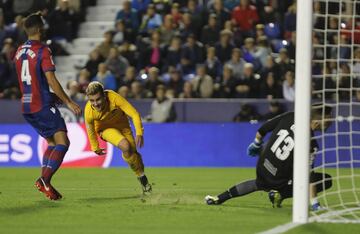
[14,13,81,200]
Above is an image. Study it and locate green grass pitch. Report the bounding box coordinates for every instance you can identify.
[0,168,359,234]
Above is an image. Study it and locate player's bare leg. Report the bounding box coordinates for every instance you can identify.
[118,139,152,194]
[36,131,69,200]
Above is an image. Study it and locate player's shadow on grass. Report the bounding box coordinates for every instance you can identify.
[78,195,141,203]
[0,201,62,215]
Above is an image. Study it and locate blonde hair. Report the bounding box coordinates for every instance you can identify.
[86,81,104,96]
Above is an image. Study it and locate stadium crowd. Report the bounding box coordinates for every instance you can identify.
[1,0,359,106]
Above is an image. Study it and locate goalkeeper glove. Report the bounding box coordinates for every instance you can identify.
[247,138,262,157]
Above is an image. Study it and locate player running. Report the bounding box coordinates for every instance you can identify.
[14,13,82,200]
[205,104,333,211]
[84,81,152,194]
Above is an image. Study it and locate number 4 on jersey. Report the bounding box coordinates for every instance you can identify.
[21,60,32,85]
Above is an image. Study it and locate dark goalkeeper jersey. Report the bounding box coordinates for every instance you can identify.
[255,112,318,190]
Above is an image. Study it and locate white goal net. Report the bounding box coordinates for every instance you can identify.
[310,0,360,223]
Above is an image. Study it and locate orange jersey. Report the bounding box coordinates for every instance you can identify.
[84,90,143,151]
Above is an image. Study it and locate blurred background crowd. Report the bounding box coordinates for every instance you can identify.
[1,0,359,122]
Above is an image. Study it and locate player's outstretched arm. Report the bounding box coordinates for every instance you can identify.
[45,71,82,116]
[84,104,102,153]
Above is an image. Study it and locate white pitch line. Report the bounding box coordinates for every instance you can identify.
[257,222,302,234]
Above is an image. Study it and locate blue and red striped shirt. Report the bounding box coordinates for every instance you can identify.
[14,40,56,113]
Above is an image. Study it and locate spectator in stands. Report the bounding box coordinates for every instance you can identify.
[204,46,222,81]
[122,66,137,88]
[167,68,184,97]
[77,69,90,94]
[149,85,177,123]
[179,13,196,39]
[353,48,360,80]
[283,2,296,39]
[0,2,13,25]
[184,0,205,39]
[191,64,214,98]
[131,0,151,17]
[84,49,105,79]
[261,101,284,120]
[233,103,260,122]
[214,64,237,98]
[260,72,283,100]
[105,47,129,83]
[0,11,6,46]
[140,31,163,69]
[338,63,351,101]
[285,31,296,60]
[0,52,13,93]
[254,35,271,69]
[118,85,130,98]
[235,63,259,98]
[242,37,261,70]
[215,29,234,64]
[113,20,132,45]
[93,63,117,91]
[201,13,219,46]
[355,90,360,102]
[254,23,265,42]
[260,55,280,82]
[223,19,242,47]
[222,0,241,11]
[0,86,20,99]
[97,30,116,59]
[163,35,182,71]
[144,67,164,98]
[119,40,137,67]
[130,80,146,99]
[207,0,230,30]
[180,34,205,75]
[282,70,295,102]
[231,0,259,39]
[115,0,139,31]
[339,34,351,61]
[159,14,177,46]
[139,4,162,34]
[313,66,336,100]
[48,0,79,41]
[313,1,325,30]
[7,15,26,46]
[66,80,85,102]
[225,48,246,80]
[1,38,16,61]
[327,17,339,49]
[152,0,171,16]
[170,3,182,27]
[275,48,295,78]
[179,81,196,99]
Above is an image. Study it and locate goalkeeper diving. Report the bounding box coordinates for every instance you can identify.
[205,104,333,211]
[84,81,151,193]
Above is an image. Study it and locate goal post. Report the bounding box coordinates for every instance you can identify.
[293,0,360,224]
[293,0,313,224]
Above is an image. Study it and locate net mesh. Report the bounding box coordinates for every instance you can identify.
[310,0,360,223]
